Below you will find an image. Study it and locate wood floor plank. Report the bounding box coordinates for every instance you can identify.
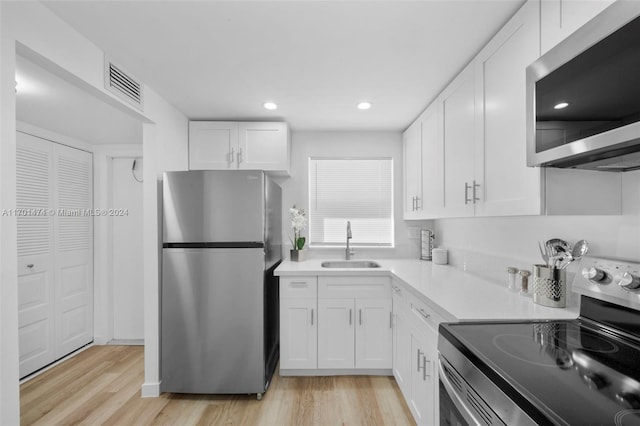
[21,346,415,426]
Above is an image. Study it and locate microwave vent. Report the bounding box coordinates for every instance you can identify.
[104,57,143,111]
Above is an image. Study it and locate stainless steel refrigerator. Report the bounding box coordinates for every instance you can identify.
[160,170,282,398]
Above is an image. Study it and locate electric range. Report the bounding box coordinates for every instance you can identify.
[438,256,640,426]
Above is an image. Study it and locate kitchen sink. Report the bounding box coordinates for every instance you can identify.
[321,260,381,268]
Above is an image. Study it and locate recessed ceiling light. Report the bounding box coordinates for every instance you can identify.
[554,102,569,110]
[263,102,278,110]
[357,102,372,110]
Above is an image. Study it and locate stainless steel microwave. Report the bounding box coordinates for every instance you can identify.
[526,1,640,172]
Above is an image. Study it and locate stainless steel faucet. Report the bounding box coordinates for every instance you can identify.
[346,221,354,260]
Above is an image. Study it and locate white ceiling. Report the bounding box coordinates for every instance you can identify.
[39,0,526,132]
[15,54,143,145]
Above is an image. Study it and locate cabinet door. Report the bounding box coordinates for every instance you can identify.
[474,0,542,217]
[403,120,422,219]
[189,121,238,170]
[409,328,436,426]
[318,299,355,369]
[280,298,317,369]
[355,298,392,369]
[392,294,411,399]
[440,63,476,218]
[541,0,614,54]
[238,122,289,172]
[420,102,444,219]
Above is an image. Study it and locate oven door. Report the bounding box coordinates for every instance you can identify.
[439,357,496,426]
[439,377,470,426]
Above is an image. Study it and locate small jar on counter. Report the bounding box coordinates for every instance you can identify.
[519,270,532,296]
[507,267,519,292]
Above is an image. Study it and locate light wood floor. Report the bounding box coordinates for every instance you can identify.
[21,346,414,425]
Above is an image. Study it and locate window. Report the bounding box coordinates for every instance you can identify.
[308,157,393,247]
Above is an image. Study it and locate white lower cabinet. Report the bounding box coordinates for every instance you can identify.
[280,298,317,369]
[393,280,443,426]
[279,276,318,370]
[280,275,392,374]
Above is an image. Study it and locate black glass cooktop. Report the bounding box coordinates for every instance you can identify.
[441,318,640,426]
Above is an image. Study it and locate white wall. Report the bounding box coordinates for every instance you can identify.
[278,131,429,260]
[432,169,640,284]
[1,2,189,421]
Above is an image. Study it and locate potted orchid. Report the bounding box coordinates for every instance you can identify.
[289,205,307,261]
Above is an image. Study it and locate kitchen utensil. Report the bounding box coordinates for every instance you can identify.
[572,239,589,260]
[538,241,549,266]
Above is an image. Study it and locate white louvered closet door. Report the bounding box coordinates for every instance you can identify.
[53,143,93,357]
[16,132,93,378]
[16,132,56,377]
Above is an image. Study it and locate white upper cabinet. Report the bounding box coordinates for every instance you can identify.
[189,121,238,170]
[420,102,444,219]
[541,0,615,54]
[439,63,476,218]
[237,122,290,171]
[403,120,422,219]
[474,0,542,217]
[189,121,290,174]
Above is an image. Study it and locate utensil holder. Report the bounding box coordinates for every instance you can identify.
[533,265,566,308]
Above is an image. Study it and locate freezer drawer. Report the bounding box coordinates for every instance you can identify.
[161,248,265,394]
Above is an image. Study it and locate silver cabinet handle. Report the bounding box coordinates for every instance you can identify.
[411,196,416,211]
[415,196,421,210]
[392,285,401,294]
[423,357,430,381]
[311,308,314,326]
[349,308,352,325]
[359,309,362,326]
[417,349,424,372]
[464,182,472,204]
[290,281,308,288]
[416,307,431,319]
[237,147,243,164]
[228,148,235,164]
[27,264,34,268]
[473,180,480,203]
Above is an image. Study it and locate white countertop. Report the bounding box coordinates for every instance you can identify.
[275,258,579,323]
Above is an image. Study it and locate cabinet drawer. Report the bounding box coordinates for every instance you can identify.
[318,276,390,299]
[280,276,317,298]
[409,293,445,333]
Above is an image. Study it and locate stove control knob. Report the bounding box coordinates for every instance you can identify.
[617,272,640,291]
[582,267,606,283]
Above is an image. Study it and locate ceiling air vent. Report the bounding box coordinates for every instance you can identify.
[104,57,144,111]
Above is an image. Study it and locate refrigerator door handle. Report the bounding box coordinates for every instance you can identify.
[349,308,352,325]
[311,308,314,326]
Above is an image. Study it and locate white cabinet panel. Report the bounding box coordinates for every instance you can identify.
[541,0,615,54]
[475,0,542,217]
[403,120,422,218]
[280,298,317,369]
[420,103,444,218]
[189,121,237,170]
[238,122,289,171]
[189,121,289,173]
[440,63,476,218]
[318,299,355,369]
[355,298,392,369]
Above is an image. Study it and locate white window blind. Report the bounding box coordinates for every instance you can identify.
[309,158,393,247]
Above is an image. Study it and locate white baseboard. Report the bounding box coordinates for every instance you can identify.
[141,381,161,398]
[279,368,392,377]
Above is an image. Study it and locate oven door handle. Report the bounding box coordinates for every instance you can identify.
[438,358,486,426]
